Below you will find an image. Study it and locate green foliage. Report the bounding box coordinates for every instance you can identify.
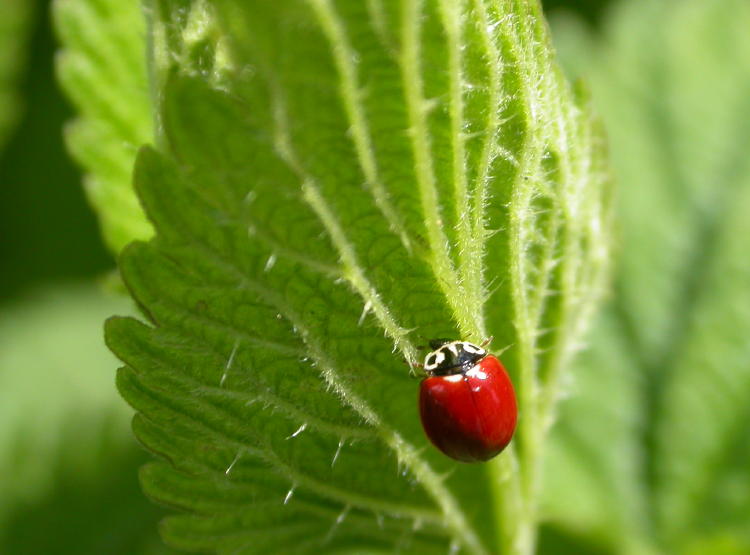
[0,0,33,149]
[0,287,171,554]
[54,0,153,253]
[544,0,750,552]
[90,0,613,553]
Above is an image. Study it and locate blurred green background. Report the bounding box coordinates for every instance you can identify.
[0,1,168,552]
[2,0,748,553]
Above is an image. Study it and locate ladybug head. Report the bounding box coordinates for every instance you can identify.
[423,340,486,376]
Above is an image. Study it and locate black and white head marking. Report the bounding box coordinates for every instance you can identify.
[423,340,487,376]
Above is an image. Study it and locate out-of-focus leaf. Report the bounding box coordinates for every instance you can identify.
[54,0,153,253]
[542,313,649,553]
[106,1,612,553]
[544,0,750,552]
[0,0,33,149]
[0,286,172,553]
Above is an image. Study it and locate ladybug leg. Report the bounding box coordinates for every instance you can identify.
[480,336,494,348]
[405,361,424,372]
[403,359,426,378]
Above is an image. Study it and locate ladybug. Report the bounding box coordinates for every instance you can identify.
[419,339,517,463]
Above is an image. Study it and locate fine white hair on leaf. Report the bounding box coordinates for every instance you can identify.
[225,451,242,476]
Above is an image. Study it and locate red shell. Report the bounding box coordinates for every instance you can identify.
[419,355,517,463]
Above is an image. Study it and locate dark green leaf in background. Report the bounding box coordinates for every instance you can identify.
[0,0,33,149]
[1,1,113,300]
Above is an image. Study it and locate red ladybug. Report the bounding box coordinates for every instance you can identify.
[419,339,517,463]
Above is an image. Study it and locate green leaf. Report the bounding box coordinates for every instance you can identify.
[0,286,172,554]
[545,0,750,552]
[54,0,154,253]
[0,0,33,150]
[107,1,611,553]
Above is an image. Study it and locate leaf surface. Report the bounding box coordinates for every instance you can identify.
[106,1,612,553]
[54,0,153,252]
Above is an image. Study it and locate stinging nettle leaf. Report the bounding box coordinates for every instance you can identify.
[54,0,154,253]
[105,1,612,553]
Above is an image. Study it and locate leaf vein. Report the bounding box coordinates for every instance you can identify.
[399,0,480,339]
[307,0,415,254]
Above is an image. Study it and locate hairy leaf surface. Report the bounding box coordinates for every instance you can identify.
[54,0,153,252]
[105,1,612,553]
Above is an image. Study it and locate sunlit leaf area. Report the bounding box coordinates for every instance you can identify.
[1,0,748,553]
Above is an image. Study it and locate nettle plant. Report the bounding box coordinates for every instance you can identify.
[56,0,611,553]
